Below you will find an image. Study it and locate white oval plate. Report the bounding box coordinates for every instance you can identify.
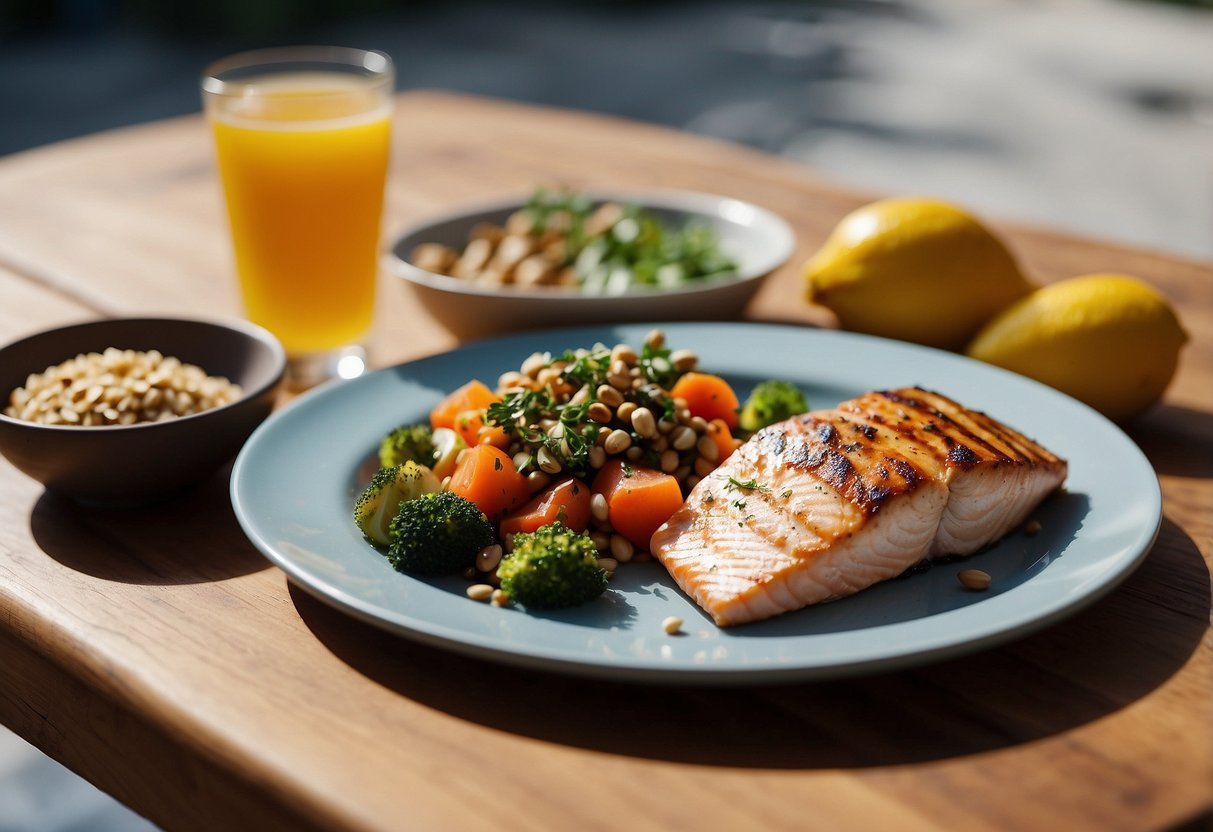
[385,190,796,338]
[231,323,1161,685]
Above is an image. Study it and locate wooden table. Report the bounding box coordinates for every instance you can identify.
[0,91,1209,832]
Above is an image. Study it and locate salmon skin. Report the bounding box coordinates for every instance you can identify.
[650,387,1067,627]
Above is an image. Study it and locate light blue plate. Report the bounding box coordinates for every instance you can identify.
[230,323,1161,685]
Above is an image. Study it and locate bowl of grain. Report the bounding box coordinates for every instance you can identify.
[0,317,285,506]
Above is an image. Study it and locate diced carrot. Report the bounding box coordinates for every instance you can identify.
[705,418,741,463]
[430,379,500,432]
[499,478,593,538]
[446,408,486,448]
[446,444,528,521]
[591,460,685,551]
[669,372,740,429]
[449,409,511,449]
[477,423,511,449]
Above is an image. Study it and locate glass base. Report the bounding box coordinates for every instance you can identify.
[284,344,368,391]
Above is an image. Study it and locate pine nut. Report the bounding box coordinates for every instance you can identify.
[625,445,644,461]
[536,446,562,474]
[591,492,609,523]
[604,429,632,455]
[596,384,624,407]
[491,589,509,606]
[498,370,526,389]
[608,372,632,391]
[476,544,503,573]
[588,446,607,469]
[662,616,683,635]
[587,402,613,423]
[610,534,634,562]
[671,425,698,450]
[697,435,719,462]
[535,367,562,387]
[657,416,678,434]
[688,416,709,433]
[660,449,680,472]
[597,557,619,573]
[611,344,639,366]
[617,401,637,422]
[466,584,495,602]
[669,349,698,371]
[645,329,665,350]
[526,471,551,492]
[589,531,611,551]
[630,407,657,438]
[694,455,717,477]
[520,352,548,378]
[958,569,992,590]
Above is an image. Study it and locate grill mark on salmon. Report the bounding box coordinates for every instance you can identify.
[651,387,1067,627]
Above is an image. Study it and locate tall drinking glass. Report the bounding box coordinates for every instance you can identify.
[202,47,393,389]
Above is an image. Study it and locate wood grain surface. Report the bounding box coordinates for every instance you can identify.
[0,91,1209,832]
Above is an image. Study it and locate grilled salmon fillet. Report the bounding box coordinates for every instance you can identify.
[650,387,1067,627]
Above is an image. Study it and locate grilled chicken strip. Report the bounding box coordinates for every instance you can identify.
[650,387,1067,627]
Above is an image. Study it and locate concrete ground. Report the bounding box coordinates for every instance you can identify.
[1,1,1210,830]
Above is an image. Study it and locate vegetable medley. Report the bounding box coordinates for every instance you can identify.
[409,187,738,294]
[353,329,807,612]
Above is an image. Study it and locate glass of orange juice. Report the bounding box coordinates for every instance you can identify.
[202,46,393,389]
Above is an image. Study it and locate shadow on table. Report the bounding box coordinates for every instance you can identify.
[295,515,1209,769]
[29,461,269,584]
[1128,402,1213,479]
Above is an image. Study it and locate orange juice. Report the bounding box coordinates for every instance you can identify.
[207,72,391,353]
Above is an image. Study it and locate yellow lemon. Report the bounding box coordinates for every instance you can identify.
[966,273,1187,422]
[803,197,1035,350]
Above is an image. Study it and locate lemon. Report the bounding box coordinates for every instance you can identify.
[803,197,1035,350]
[966,273,1187,422]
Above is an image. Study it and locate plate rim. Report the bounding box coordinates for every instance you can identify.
[231,322,1162,685]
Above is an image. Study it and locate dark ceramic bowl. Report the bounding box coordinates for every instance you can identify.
[0,317,285,506]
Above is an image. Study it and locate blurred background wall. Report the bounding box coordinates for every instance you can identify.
[0,1,1211,830]
[1,0,1211,257]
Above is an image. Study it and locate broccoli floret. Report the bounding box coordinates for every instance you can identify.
[354,462,442,546]
[387,491,494,575]
[738,380,809,433]
[498,522,608,609]
[379,423,436,469]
